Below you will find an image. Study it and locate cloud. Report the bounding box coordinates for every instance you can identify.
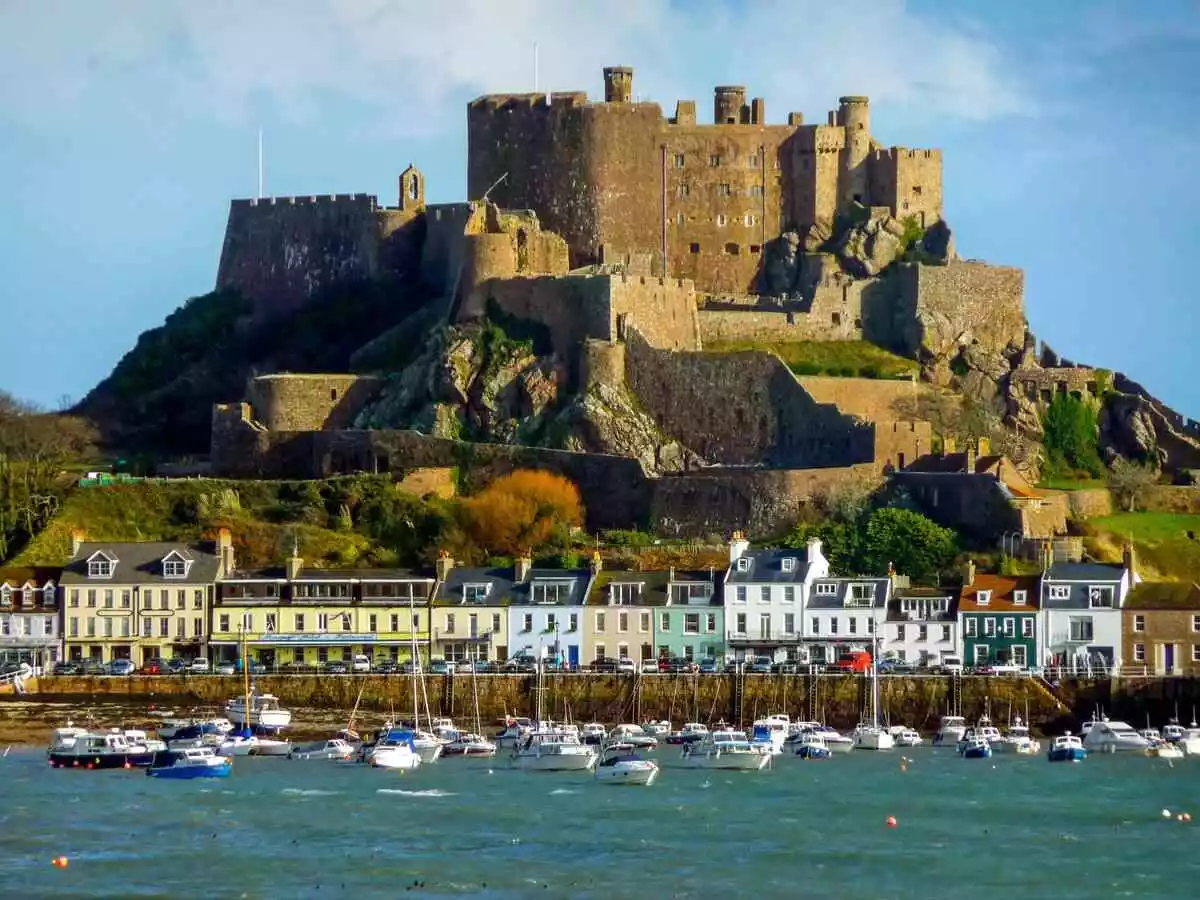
[1,0,1031,138]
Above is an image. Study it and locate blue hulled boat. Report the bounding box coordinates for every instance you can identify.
[1047,733,1086,763]
[147,747,232,779]
[960,735,992,759]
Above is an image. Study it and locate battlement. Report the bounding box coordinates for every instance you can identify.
[230,193,379,210]
[468,91,589,111]
[871,147,941,161]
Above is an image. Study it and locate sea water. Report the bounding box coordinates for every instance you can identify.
[1,747,1197,899]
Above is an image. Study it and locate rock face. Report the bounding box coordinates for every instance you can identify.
[1100,393,1165,468]
[836,214,906,278]
[764,231,802,295]
[920,219,956,262]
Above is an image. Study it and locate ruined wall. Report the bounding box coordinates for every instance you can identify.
[246,374,384,432]
[1067,489,1114,519]
[216,194,414,316]
[1014,367,1099,405]
[623,329,874,467]
[895,261,1025,372]
[1018,495,1070,540]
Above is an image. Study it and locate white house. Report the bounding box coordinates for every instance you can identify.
[881,585,958,667]
[1039,554,1136,674]
[804,576,892,664]
[0,568,60,668]
[724,534,829,663]
[505,557,597,670]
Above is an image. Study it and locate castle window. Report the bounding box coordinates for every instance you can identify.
[854,318,862,328]
[912,185,923,196]
[689,243,700,254]
[718,184,731,197]
[832,312,841,326]
[408,175,419,201]
[330,389,338,401]
[675,213,685,226]
[749,245,761,254]
[674,153,685,168]
[744,214,756,227]
[709,154,720,167]
[747,154,760,168]
[676,184,690,198]
[716,214,728,227]
[724,243,740,255]
[749,185,764,198]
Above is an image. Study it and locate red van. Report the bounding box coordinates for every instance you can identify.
[829,651,873,673]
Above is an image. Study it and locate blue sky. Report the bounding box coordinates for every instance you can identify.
[1,0,1197,416]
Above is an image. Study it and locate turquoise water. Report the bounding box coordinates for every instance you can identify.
[1,746,1198,899]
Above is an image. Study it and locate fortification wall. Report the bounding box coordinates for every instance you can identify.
[479,275,614,361]
[1019,494,1069,540]
[623,329,874,468]
[246,374,383,432]
[1014,367,1099,404]
[795,375,921,422]
[895,261,1025,371]
[870,148,944,226]
[421,202,475,295]
[1068,489,1113,519]
[215,194,402,315]
[790,125,845,226]
[580,340,627,392]
[609,275,701,350]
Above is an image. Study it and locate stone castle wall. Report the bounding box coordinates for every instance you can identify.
[246,374,383,432]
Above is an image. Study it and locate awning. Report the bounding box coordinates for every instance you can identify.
[208,637,430,647]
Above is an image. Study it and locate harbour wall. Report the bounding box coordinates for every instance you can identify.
[12,674,1172,734]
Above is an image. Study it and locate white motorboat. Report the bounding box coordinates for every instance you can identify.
[1082,718,1152,753]
[368,729,422,770]
[609,724,658,750]
[442,732,497,757]
[814,725,855,754]
[750,714,790,755]
[1179,722,1200,755]
[934,715,968,746]
[595,749,659,786]
[511,730,598,771]
[996,716,1040,754]
[288,738,356,760]
[887,725,922,747]
[1163,720,1186,743]
[48,731,156,769]
[581,723,608,746]
[429,717,459,744]
[410,730,444,764]
[853,724,895,750]
[146,747,232,780]
[47,721,90,755]
[1048,733,1086,762]
[641,720,671,737]
[680,728,771,771]
[226,692,292,729]
[1154,742,1184,760]
[495,717,533,746]
[216,732,291,757]
[975,714,1004,747]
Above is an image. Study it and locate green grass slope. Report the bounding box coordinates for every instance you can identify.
[704,340,919,379]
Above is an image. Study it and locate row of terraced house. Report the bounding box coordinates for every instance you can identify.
[2,529,1198,677]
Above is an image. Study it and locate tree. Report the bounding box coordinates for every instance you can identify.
[462,470,583,557]
[862,507,957,581]
[783,520,861,574]
[1107,457,1159,512]
[1041,393,1104,477]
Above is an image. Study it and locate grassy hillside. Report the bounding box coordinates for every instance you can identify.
[704,340,919,379]
[1083,511,1200,581]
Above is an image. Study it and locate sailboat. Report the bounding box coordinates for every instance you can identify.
[511,656,597,771]
[404,593,442,764]
[219,630,289,757]
[443,652,496,757]
[852,635,894,750]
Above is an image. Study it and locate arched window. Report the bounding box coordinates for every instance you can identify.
[408,175,419,201]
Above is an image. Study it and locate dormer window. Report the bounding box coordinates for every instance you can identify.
[815,583,838,597]
[781,557,796,573]
[672,583,710,605]
[609,583,642,606]
[1048,585,1069,601]
[735,558,750,573]
[846,583,875,608]
[162,558,188,579]
[463,583,491,604]
[0,586,10,607]
[1013,590,1027,606]
[532,581,572,604]
[87,551,116,579]
[1088,586,1115,609]
[977,590,991,607]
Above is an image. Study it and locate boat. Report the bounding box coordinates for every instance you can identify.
[609,724,658,750]
[1153,742,1184,760]
[429,717,460,744]
[217,729,292,757]
[933,715,967,746]
[118,729,167,753]
[996,715,1040,755]
[288,738,356,761]
[960,734,992,759]
[495,716,533,746]
[975,713,1003,747]
[409,730,445,764]
[47,721,90,755]
[1163,721,1186,743]
[680,728,771,771]
[887,725,922,747]
[511,659,597,771]
[226,691,292,729]
[442,659,496,757]
[794,733,832,760]
[581,723,608,746]
[853,638,894,751]
[1082,718,1152,753]
[367,729,423,770]
[812,725,855,754]
[641,720,671,737]
[146,747,232,779]
[595,747,659,786]
[1178,721,1200,755]
[1047,733,1086,762]
[49,731,156,769]
[750,714,790,755]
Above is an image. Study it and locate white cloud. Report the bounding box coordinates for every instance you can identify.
[1,0,1030,137]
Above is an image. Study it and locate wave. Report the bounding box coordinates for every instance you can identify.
[548,788,576,795]
[377,788,455,797]
[281,788,340,797]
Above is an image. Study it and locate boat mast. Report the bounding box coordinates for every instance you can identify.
[471,653,482,735]
[409,592,419,728]
[242,626,251,733]
[871,632,881,729]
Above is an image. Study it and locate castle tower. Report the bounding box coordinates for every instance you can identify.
[603,66,634,103]
[837,96,871,208]
[714,85,748,124]
[399,163,424,213]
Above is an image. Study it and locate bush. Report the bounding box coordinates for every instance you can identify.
[1042,394,1104,478]
[462,470,584,557]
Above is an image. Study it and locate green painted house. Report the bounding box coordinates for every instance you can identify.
[959,570,1040,668]
[654,570,725,663]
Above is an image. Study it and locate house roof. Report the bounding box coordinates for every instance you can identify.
[1041,563,1127,610]
[60,541,221,586]
[885,587,958,622]
[726,549,811,585]
[1124,582,1200,611]
[959,574,1040,612]
[806,577,891,610]
[1044,563,1125,583]
[0,567,61,589]
[903,453,1003,475]
[518,568,592,606]
[222,566,431,582]
[434,567,518,606]
[587,569,670,606]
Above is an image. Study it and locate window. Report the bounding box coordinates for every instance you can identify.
[717,183,732,197]
[724,242,740,255]
[811,617,820,635]
[849,618,858,635]
[673,153,685,167]
[1001,618,1015,637]
[522,613,533,633]
[219,614,230,633]
[917,624,928,641]
[492,614,501,632]
[640,612,650,632]
[783,586,795,603]
[1193,645,1200,663]
[446,614,456,634]
[295,614,305,632]
[121,590,131,609]
[706,613,716,633]
[660,612,670,632]
[675,212,685,226]
[1133,614,1145,632]
[941,625,952,642]
[977,591,991,607]
[176,590,186,610]
[1013,590,1027,606]
[368,614,377,632]
[595,612,606,633]
[86,590,96,608]
[104,590,113,609]
[784,613,795,635]
[1087,586,1115,608]
[86,619,95,637]
[338,611,352,631]
[1069,616,1094,642]
[716,214,728,227]
[463,584,490,603]
[709,154,720,166]
[735,558,751,573]
[735,613,747,634]
[618,612,628,633]
[158,619,167,638]
[896,624,905,641]
[868,619,875,634]
[193,590,203,609]
[759,587,770,604]
[70,590,79,608]
[830,618,839,635]
[193,618,203,638]
[242,612,253,631]
[618,643,629,660]
[750,185,764,198]
[984,619,996,637]
[815,583,837,596]
[744,214,756,227]
[595,644,606,661]
[1049,585,1070,601]
[532,582,571,604]
[176,617,186,639]
[160,590,169,610]
[1134,644,1145,662]
[610,583,642,605]
[1192,615,1200,632]
[70,617,78,637]
[847,584,875,608]
[1021,618,1033,638]
[569,613,577,632]
[736,586,747,603]
[390,614,400,632]
[163,558,186,578]
[684,613,700,634]
[689,242,700,254]
[676,183,690,198]
[781,557,796,573]
[88,558,113,578]
[965,618,978,637]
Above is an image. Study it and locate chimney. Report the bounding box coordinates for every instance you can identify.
[729,530,750,563]
[435,549,454,582]
[941,436,957,457]
[750,97,765,125]
[603,66,634,103]
[515,551,532,583]
[590,551,603,576]
[70,530,86,558]
[216,528,235,578]
[285,536,303,582]
[887,560,896,586]
[963,558,976,587]
[806,537,824,566]
[978,436,991,458]
[965,441,977,473]
[1123,541,1136,582]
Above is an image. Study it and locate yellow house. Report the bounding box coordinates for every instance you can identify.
[211,552,434,669]
[60,530,234,665]
[429,554,512,664]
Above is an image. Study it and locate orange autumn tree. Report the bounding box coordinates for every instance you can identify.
[463,470,584,557]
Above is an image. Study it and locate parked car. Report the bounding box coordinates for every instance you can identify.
[770,660,800,674]
[745,656,773,674]
[829,651,873,674]
[616,657,637,675]
[107,659,135,676]
[400,661,421,675]
[324,660,349,675]
[502,655,537,674]
[165,658,189,675]
[189,657,212,674]
[428,658,456,676]
[81,660,107,676]
[591,656,619,673]
[938,655,964,675]
[280,661,311,675]
[981,662,1023,676]
[374,659,399,675]
[351,654,371,674]
[470,659,494,674]
[216,661,237,676]
[139,661,163,675]
[878,656,915,674]
[640,659,660,674]
[698,657,720,674]
[52,661,81,676]
[723,659,745,674]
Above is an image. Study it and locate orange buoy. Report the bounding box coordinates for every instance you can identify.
[51,856,69,868]
[123,762,131,770]
[886,816,898,828]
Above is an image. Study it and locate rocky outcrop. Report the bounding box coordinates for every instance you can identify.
[836,214,906,278]
[1100,393,1166,468]
[763,231,802,295]
[919,219,956,262]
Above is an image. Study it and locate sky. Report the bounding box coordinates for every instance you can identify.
[1,0,1198,416]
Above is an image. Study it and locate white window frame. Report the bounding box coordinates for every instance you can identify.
[815,583,838,597]
[1087,585,1115,609]
[977,590,991,607]
[1013,590,1027,606]
[1048,585,1070,601]
[1021,618,1033,638]
[684,613,700,635]
[1134,643,1145,662]
[463,583,490,603]
[610,583,642,605]
[1134,614,1145,633]
[965,618,978,637]
[781,557,796,573]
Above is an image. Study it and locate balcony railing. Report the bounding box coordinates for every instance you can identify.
[434,629,493,643]
[726,629,804,645]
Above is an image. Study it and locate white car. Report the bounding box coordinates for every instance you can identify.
[351,654,371,673]
[190,657,211,674]
[616,657,637,675]
[639,659,659,674]
[216,662,237,676]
